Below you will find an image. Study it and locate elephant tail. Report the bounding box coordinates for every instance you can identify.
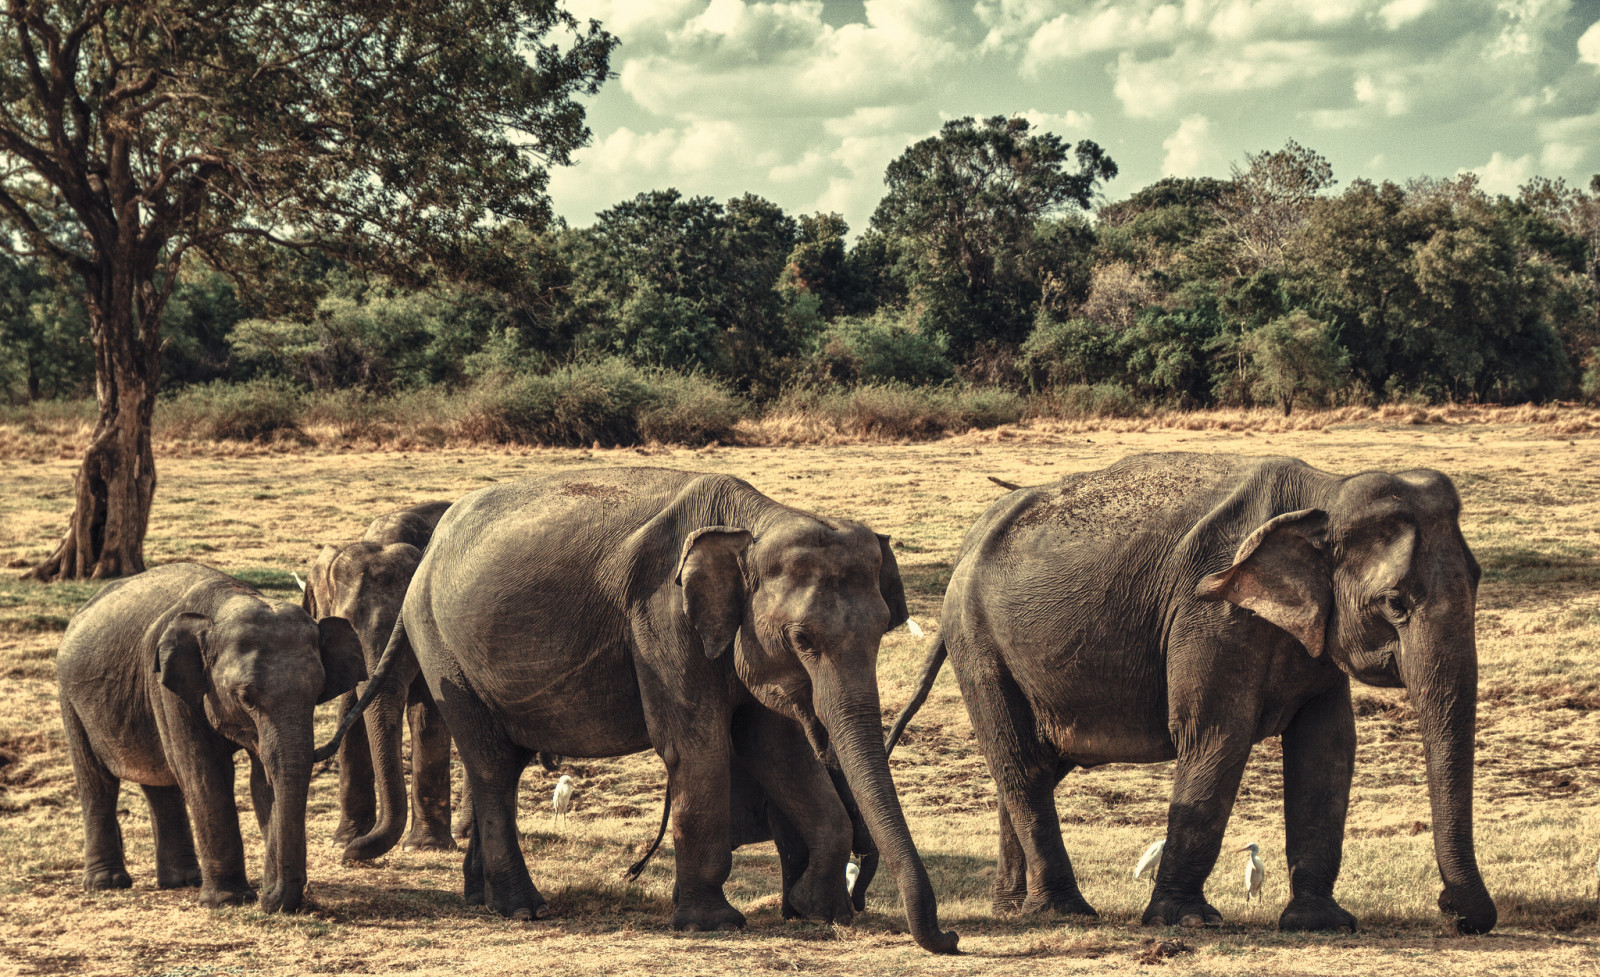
[883,634,948,756]
[987,475,1023,491]
[626,770,673,881]
[313,615,409,763]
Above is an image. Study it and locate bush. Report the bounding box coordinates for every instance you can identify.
[459,358,743,446]
[157,379,304,441]
[1031,382,1145,419]
[806,310,953,385]
[765,382,1024,440]
[1020,315,1119,390]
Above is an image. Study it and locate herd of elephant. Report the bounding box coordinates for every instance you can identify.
[54,452,1499,955]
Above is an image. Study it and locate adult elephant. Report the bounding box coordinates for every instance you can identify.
[320,469,957,954]
[57,563,365,912]
[886,453,1495,935]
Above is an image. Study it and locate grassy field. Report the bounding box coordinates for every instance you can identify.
[2,410,1600,976]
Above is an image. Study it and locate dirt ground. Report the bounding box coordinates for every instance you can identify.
[2,413,1600,976]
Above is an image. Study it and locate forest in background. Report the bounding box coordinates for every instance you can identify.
[6,118,1599,443]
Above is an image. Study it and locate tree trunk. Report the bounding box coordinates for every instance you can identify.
[26,273,161,582]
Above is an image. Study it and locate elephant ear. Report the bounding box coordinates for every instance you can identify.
[675,526,753,660]
[1195,508,1331,657]
[302,545,341,617]
[316,616,367,704]
[875,533,910,631]
[156,612,212,712]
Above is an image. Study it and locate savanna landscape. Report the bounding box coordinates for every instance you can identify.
[4,407,1600,977]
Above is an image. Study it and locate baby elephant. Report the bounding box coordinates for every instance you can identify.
[57,563,365,912]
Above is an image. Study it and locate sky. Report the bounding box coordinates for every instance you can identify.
[548,0,1600,234]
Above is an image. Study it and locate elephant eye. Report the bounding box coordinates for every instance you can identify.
[785,626,815,655]
[1380,591,1410,623]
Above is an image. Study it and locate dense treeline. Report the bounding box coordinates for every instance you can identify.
[5,118,1598,417]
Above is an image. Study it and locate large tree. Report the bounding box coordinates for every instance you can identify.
[869,115,1116,355]
[1,0,614,580]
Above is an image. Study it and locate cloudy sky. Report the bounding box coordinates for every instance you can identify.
[549,0,1600,234]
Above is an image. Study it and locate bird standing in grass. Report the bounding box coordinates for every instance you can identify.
[1237,843,1265,901]
[1133,839,1164,883]
[552,774,574,827]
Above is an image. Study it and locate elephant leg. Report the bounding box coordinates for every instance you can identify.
[402,681,455,852]
[768,804,811,920]
[63,704,131,891]
[333,690,376,848]
[648,713,742,932]
[141,785,201,889]
[249,755,279,898]
[825,766,878,913]
[461,741,546,920]
[733,707,852,924]
[956,654,1092,917]
[1279,678,1358,933]
[993,798,1028,913]
[453,780,476,841]
[1142,730,1252,929]
[170,737,253,908]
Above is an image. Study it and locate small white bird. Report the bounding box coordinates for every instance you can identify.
[906,619,925,638]
[552,774,574,826]
[1237,842,1265,901]
[293,571,307,592]
[845,858,860,894]
[1133,839,1165,883]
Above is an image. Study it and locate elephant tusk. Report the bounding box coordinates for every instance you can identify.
[906,619,924,638]
[292,572,307,593]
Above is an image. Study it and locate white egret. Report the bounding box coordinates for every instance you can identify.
[1133,839,1164,883]
[293,571,307,592]
[906,619,925,638]
[846,858,860,894]
[552,774,574,826]
[1236,843,1265,901]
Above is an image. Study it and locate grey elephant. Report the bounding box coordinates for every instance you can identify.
[320,469,958,954]
[301,500,455,859]
[57,562,365,912]
[887,453,1495,935]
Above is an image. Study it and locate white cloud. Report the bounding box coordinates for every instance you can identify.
[1464,151,1535,195]
[1540,141,1585,171]
[1486,0,1571,61]
[1018,108,1095,136]
[1579,18,1600,69]
[1377,0,1432,29]
[1354,72,1410,115]
[1022,4,1184,70]
[1113,40,1333,118]
[1162,114,1226,177]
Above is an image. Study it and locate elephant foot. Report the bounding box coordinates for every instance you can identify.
[156,864,203,889]
[1022,890,1098,917]
[1438,884,1497,935]
[1143,895,1222,928]
[259,882,306,914]
[452,817,473,841]
[1280,897,1357,933]
[992,886,1027,916]
[487,878,549,922]
[401,826,458,852]
[199,883,257,909]
[784,870,855,924]
[672,901,747,932]
[83,867,132,891]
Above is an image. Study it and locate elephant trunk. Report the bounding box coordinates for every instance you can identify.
[821,686,958,955]
[1402,613,1496,935]
[260,725,312,913]
[343,676,409,861]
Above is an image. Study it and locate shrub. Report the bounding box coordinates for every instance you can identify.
[765,382,1024,440]
[806,309,953,385]
[1020,314,1119,391]
[459,358,742,446]
[1031,382,1145,419]
[157,379,304,441]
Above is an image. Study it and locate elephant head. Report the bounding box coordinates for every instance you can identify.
[1196,468,1494,934]
[156,594,365,912]
[676,518,957,954]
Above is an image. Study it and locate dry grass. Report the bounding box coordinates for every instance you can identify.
[3,411,1600,975]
